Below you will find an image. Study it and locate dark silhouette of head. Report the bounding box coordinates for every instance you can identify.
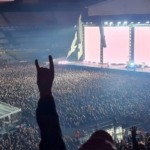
[79,130,117,150]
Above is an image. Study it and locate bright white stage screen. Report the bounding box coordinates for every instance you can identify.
[134,27,150,66]
[84,26,101,63]
[103,27,129,64]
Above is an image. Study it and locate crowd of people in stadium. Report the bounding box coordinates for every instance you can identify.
[0,58,150,149]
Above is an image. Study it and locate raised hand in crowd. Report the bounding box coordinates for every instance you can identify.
[130,126,140,150]
[35,55,66,150]
[35,55,54,97]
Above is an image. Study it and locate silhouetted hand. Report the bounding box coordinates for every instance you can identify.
[131,126,137,138]
[35,55,54,97]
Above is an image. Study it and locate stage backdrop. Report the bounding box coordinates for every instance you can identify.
[84,26,101,63]
[103,27,129,64]
[134,27,150,66]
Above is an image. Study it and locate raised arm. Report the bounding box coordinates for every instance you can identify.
[35,55,66,150]
[131,126,140,150]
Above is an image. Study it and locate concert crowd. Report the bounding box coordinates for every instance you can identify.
[0,60,150,149]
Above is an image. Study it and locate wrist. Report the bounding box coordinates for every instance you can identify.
[40,91,52,98]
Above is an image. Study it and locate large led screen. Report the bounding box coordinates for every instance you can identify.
[134,27,150,66]
[84,26,101,63]
[103,27,129,64]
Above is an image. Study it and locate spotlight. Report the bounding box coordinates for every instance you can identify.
[109,22,113,25]
[117,21,121,25]
[104,22,108,25]
[123,21,128,25]
[146,21,150,24]
[129,62,135,68]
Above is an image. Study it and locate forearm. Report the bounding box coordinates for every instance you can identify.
[132,136,140,150]
[36,94,66,150]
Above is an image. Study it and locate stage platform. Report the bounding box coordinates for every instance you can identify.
[56,59,150,74]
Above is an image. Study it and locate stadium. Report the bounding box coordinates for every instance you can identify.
[0,0,150,149]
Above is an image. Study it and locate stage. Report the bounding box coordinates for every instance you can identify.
[56,59,150,74]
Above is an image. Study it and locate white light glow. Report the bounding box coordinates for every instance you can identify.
[104,22,108,25]
[123,21,128,25]
[129,62,135,67]
[109,22,113,25]
[117,21,121,25]
[58,60,68,65]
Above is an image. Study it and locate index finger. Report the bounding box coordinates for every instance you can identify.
[49,55,54,74]
[35,59,40,71]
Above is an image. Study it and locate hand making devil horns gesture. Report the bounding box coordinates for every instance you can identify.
[35,55,54,97]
